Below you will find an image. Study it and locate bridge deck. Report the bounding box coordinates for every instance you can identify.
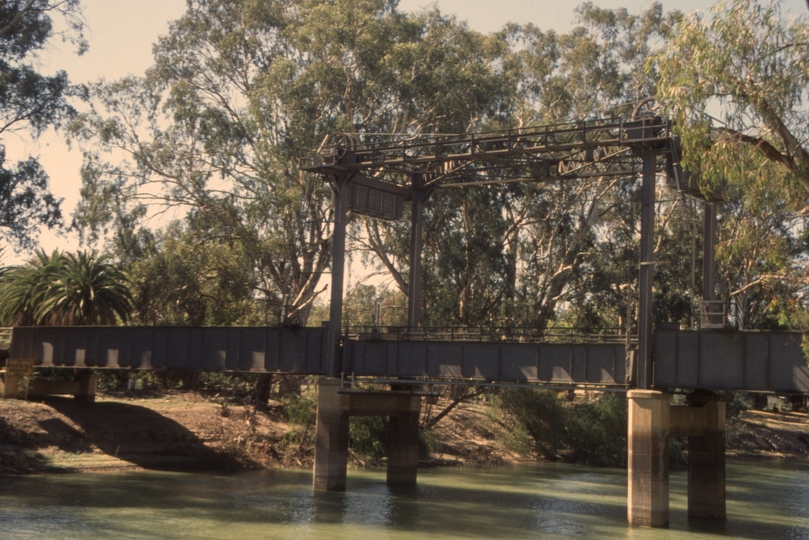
[6,326,809,393]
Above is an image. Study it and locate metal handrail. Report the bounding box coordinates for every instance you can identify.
[701,301,726,329]
[343,325,634,345]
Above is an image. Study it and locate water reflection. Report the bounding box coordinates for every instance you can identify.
[1,461,809,539]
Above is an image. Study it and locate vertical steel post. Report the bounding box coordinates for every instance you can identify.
[326,174,351,378]
[637,148,656,390]
[407,175,425,331]
[702,203,717,302]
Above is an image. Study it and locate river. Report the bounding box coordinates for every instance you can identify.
[1,460,808,539]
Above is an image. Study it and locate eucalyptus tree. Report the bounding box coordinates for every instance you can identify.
[356,2,687,332]
[73,0,698,334]
[656,0,809,199]
[73,0,515,326]
[0,0,86,249]
[502,2,687,331]
[126,220,261,326]
[655,0,809,329]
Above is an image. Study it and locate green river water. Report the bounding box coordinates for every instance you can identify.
[1,460,808,539]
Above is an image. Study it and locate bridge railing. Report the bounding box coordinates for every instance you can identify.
[343,326,634,345]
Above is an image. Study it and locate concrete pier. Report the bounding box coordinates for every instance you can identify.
[313,378,423,491]
[627,390,670,527]
[2,371,99,402]
[0,372,20,399]
[387,408,420,485]
[313,378,351,491]
[629,390,727,527]
[671,392,726,520]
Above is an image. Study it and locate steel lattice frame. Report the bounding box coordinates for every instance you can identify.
[300,115,720,388]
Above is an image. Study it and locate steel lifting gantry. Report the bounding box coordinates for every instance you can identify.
[300,115,723,388]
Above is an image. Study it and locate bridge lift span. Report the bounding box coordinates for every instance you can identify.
[300,114,721,390]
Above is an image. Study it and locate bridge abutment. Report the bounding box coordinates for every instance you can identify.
[313,378,423,491]
[0,372,20,399]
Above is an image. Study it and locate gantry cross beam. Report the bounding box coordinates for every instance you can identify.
[301,116,676,187]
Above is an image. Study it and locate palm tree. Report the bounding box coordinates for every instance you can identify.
[0,250,66,325]
[0,250,133,326]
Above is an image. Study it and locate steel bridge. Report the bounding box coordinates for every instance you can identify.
[7,325,809,395]
[1,114,799,529]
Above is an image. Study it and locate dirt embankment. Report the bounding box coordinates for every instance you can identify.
[727,409,809,460]
[0,390,520,474]
[1,392,808,475]
[0,393,293,474]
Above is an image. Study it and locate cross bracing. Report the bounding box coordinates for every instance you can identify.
[301,116,676,186]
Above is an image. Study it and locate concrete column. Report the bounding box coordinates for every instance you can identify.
[76,372,98,403]
[313,378,350,491]
[387,405,420,485]
[686,393,726,520]
[0,373,20,399]
[628,390,670,527]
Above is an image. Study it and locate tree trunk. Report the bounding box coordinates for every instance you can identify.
[255,373,273,405]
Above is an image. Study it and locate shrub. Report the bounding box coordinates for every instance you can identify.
[490,389,631,467]
[490,388,566,459]
[349,415,388,459]
[564,394,627,467]
[280,393,316,449]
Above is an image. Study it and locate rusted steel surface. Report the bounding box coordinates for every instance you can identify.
[654,330,808,393]
[9,326,328,374]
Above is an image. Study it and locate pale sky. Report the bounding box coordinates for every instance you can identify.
[5,0,808,262]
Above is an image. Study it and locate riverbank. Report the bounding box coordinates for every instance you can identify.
[1,390,808,474]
